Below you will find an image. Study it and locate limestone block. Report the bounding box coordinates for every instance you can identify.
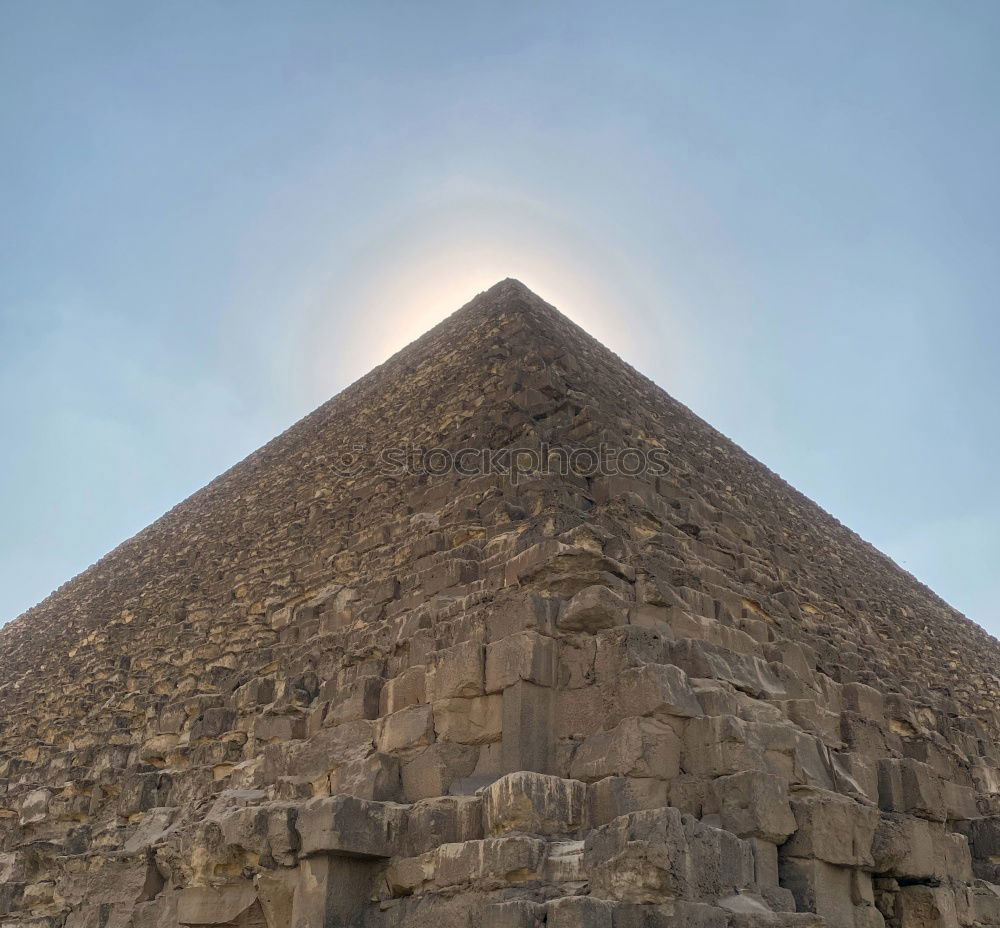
[940,779,978,822]
[713,770,796,844]
[555,684,604,739]
[133,889,180,928]
[433,694,503,745]
[570,717,681,782]
[18,788,52,825]
[432,836,546,889]
[385,852,435,896]
[665,638,786,699]
[296,794,407,858]
[610,663,702,723]
[380,666,427,715]
[482,899,544,928]
[328,750,401,801]
[324,676,382,726]
[544,896,614,928]
[233,676,276,709]
[176,884,257,925]
[877,758,947,822]
[218,802,299,867]
[872,813,973,883]
[253,712,306,744]
[403,795,483,856]
[584,806,753,904]
[401,742,479,801]
[683,715,763,778]
[481,771,587,836]
[483,592,558,641]
[485,631,556,692]
[841,683,885,723]
[118,773,170,818]
[254,871,295,928]
[782,788,879,868]
[501,681,554,774]
[290,855,377,927]
[592,625,672,685]
[189,707,237,742]
[557,585,629,632]
[427,640,486,701]
[967,814,1000,862]
[895,884,961,928]
[261,720,375,784]
[542,838,585,883]
[588,776,670,826]
[377,704,435,756]
[971,883,1000,926]
[779,857,855,928]
[123,807,178,854]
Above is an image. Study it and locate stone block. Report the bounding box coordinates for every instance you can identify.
[403,795,483,856]
[713,770,796,844]
[841,683,885,723]
[872,813,972,884]
[481,771,587,836]
[584,806,753,904]
[427,640,486,700]
[401,742,479,801]
[377,704,435,756]
[432,836,546,889]
[482,899,543,928]
[877,758,946,822]
[501,681,554,773]
[592,625,672,684]
[296,794,407,858]
[588,776,670,826]
[665,638,786,699]
[485,631,556,692]
[545,895,614,928]
[325,676,383,726]
[895,884,961,928]
[434,694,503,745]
[483,592,558,641]
[570,717,681,782]
[290,855,377,927]
[610,663,702,723]
[782,788,879,868]
[18,789,52,826]
[380,666,427,715]
[682,715,762,778]
[557,585,629,632]
[779,857,854,928]
[328,750,401,801]
[176,884,257,925]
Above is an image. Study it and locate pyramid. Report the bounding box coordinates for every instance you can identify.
[2,279,999,928]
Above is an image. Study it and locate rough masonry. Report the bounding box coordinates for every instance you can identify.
[1,280,999,928]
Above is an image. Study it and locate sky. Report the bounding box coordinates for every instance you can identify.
[1,1,999,636]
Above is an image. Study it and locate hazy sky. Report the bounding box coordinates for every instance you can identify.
[2,1,998,636]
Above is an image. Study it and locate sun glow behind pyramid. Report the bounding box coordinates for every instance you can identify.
[301,196,668,401]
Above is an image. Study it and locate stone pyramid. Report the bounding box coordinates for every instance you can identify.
[2,280,999,928]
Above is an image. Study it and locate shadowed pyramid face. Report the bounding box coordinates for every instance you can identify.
[1,280,998,926]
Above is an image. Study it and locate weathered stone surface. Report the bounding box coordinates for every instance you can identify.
[713,770,796,844]
[295,794,407,858]
[584,807,754,904]
[571,716,680,783]
[481,771,587,836]
[782,788,880,868]
[0,280,995,927]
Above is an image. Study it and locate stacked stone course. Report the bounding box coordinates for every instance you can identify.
[1,280,1000,927]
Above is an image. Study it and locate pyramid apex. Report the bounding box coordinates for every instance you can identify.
[479,277,543,301]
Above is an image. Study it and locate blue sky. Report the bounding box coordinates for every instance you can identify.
[2,1,998,636]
